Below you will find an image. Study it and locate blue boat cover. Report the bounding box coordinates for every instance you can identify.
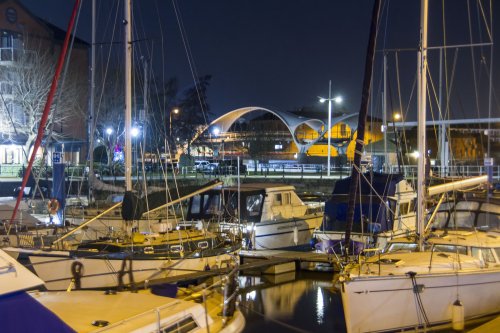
[0,291,75,333]
[320,172,405,233]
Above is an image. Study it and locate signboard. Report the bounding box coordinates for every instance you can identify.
[52,152,61,164]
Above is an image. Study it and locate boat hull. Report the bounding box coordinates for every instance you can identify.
[4,247,238,290]
[341,269,500,333]
[247,215,322,250]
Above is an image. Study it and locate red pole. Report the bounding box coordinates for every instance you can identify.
[10,0,81,224]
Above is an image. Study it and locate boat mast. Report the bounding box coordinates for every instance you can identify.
[88,0,96,204]
[417,0,428,251]
[343,0,381,256]
[124,0,133,191]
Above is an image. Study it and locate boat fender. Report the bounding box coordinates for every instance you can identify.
[452,299,464,331]
[310,237,318,249]
[293,226,299,245]
[47,198,60,215]
[71,261,84,289]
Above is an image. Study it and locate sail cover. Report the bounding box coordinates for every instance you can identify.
[321,172,405,233]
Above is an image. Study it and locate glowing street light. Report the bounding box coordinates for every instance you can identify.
[170,108,180,137]
[106,127,113,135]
[319,80,343,176]
[131,127,140,138]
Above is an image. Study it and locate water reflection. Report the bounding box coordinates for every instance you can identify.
[238,271,346,333]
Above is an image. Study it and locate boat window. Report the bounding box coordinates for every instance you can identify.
[190,195,201,214]
[399,203,409,215]
[386,242,418,252]
[477,212,500,230]
[430,212,449,229]
[203,193,220,214]
[438,202,455,211]
[171,245,183,253]
[197,241,209,249]
[449,211,475,228]
[471,247,496,263]
[283,192,291,205]
[432,244,466,255]
[246,194,263,216]
[481,203,500,215]
[160,316,198,333]
[495,248,500,262]
[455,201,479,211]
[273,193,282,206]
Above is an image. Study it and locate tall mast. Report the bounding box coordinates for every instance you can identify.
[88,0,96,204]
[417,0,429,251]
[124,0,133,191]
[343,0,381,255]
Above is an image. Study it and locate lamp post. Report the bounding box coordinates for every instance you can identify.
[106,127,113,164]
[170,108,179,138]
[392,112,402,173]
[319,80,342,176]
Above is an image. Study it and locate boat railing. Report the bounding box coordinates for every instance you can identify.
[16,232,59,249]
[357,248,384,276]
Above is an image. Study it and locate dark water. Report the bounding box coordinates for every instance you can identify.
[238,271,347,333]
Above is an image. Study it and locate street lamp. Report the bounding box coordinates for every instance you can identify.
[392,112,402,172]
[319,80,343,177]
[170,108,179,137]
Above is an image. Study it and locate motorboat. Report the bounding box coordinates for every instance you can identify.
[185,183,323,250]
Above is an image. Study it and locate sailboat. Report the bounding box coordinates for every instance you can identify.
[339,1,500,332]
[0,248,245,332]
[313,172,416,254]
[4,0,240,291]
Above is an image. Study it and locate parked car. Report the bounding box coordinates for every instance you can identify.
[213,160,247,175]
[203,162,219,174]
[194,160,211,172]
[13,186,49,198]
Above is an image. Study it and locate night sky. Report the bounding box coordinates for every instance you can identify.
[19,0,500,121]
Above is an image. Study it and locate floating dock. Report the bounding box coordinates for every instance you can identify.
[141,250,336,288]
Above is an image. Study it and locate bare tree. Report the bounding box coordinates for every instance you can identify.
[0,39,86,163]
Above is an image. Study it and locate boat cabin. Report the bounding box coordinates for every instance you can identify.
[186,183,310,223]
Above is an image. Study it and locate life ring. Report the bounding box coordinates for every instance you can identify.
[48,199,60,214]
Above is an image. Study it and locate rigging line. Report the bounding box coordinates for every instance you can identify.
[93,0,121,151]
[476,0,493,41]
[466,0,481,120]
[171,0,210,125]
[443,49,459,168]
[486,0,493,162]
[153,0,167,116]
[426,60,445,155]
[380,0,390,51]
[394,52,405,143]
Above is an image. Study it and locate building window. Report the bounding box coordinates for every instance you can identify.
[0,30,23,61]
[274,144,283,150]
[340,124,347,137]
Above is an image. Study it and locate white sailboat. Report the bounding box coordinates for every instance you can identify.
[0,248,245,332]
[339,1,500,332]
